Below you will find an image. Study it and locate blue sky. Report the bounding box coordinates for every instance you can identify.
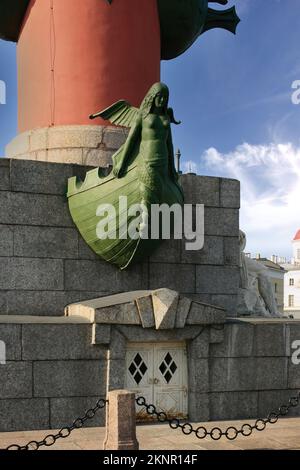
[1,0,300,258]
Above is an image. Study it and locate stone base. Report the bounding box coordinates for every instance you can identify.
[0,316,300,432]
[5,125,128,167]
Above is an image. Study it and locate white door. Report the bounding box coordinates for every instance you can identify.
[125,342,188,421]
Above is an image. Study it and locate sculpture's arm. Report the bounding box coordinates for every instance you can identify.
[113,116,142,178]
[166,125,179,182]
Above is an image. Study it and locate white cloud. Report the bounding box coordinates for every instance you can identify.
[190,142,300,258]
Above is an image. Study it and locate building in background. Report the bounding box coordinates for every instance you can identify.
[281,230,300,319]
[252,255,286,315]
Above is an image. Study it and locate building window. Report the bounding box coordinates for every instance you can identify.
[289,278,294,286]
[274,283,278,293]
[288,295,294,307]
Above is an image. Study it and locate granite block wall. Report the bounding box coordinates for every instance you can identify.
[0,159,240,317]
[1,319,300,432]
[0,320,107,431]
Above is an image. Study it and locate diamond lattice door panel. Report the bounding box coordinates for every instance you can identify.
[125,342,188,421]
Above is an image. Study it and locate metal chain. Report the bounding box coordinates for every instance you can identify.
[136,392,300,441]
[5,398,108,451]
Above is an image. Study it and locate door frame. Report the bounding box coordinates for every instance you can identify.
[105,324,218,422]
[125,341,188,419]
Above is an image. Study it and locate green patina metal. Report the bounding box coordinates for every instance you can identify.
[0,0,240,59]
[67,83,184,270]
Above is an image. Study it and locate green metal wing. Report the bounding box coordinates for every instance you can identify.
[89,100,139,128]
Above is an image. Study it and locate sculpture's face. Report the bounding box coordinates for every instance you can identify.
[154,90,168,109]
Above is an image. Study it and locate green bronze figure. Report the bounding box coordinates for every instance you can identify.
[68,83,184,269]
[90,82,182,199]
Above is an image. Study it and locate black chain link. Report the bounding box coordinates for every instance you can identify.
[5,398,107,451]
[136,391,300,441]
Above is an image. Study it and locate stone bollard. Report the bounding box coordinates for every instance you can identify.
[103,390,139,450]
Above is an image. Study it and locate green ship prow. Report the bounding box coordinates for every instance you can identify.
[67,160,184,270]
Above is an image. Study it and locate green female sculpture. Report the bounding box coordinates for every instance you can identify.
[67,83,184,269]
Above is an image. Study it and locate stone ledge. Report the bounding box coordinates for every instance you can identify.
[65,289,226,342]
[0,315,91,324]
[5,125,128,167]
[227,317,300,324]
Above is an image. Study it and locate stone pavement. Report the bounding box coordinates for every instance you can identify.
[1,417,300,450]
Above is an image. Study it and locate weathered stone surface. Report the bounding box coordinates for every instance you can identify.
[186,293,212,304]
[188,358,209,392]
[180,174,220,206]
[149,263,195,294]
[50,396,106,428]
[0,225,13,257]
[0,192,73,227]
[181,235,224,265]
[92,324,111,345]
[6,131,30,157]
[115,263,149,292]
[104,390,139,450]
[210,391,258,420]
[33,360,106,397]
[78,236,100,260]
[205,208,239,237]
[136,295,155,328]
[187,302,226,325]
[65,260,147,292]
[254,324,287,356]
[95,303,141,325]
[188,329,210,358]
[118,325,203,343]
[0,398,49,432]
[286,324,300,357]
[175,296,192,328]
[6,290,83,316]
[22,324,106,360]
[189,392,210,421]
[196,266,240,294]
[10,159,74,195]
[209,326,224,344]
[210,357,288,391]
[220,178,240,209]
[103,127,128,149]
[48,126,103,149]
[109,328,127,360]
[151,239,181,263]
[0,258,64,290]
[47,148,84,165]
[258,390,300,417]
[107,358,126,390]
[152,289,179,330]
[224,237,240,266]
[14,226,78,259]
[211,294,238,315]
[0,324,21,360]
[288,362,300,388]
[66,291,151,320]
[210,322,254,357]
[0,362,32,398]
[0,159,10,190]
[6,126,127,166]
[65,260,118,292]
[0,292,8,314]
[82,148,113,167]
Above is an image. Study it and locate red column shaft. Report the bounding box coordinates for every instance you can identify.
[17,0,161,132]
